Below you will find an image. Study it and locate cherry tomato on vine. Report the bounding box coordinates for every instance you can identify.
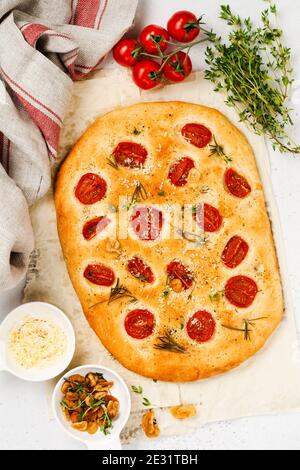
[163,51,192,82]
[167,11,202,43]
[132,59,161,90]
[140,24,170,54]
[113,39,141,67]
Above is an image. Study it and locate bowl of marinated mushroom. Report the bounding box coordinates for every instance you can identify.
[52,365,131,450]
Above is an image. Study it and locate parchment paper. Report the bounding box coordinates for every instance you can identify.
[24,69,300,443]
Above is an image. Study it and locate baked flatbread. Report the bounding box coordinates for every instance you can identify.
[55,102,283,382]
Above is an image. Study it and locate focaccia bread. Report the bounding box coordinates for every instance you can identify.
[55,102,283,382]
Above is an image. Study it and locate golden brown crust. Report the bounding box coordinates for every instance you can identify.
[55,102,283,382]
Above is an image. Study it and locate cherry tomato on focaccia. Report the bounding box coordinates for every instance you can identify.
[168,157,195,187]
[163,52,192,82]
[125,309,155,339]
[225,169,252,198]
[82,216,111,241]
[131,207,163,241]
[222,236,249,269]
[113,142,148,168]
[140,24,170,54]
[132,59,162,90]
[167,11,202,43]
[225,275,258,308]
[113,39,141,67]
[127,257,155,284]
[167,261,194,290]
[181,123,212,148]
[194,203,223,233]
[84,264,115,287]
[75,173,107,205]
[187,311,216,343]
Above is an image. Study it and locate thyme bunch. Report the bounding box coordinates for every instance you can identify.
[204,2,299,154]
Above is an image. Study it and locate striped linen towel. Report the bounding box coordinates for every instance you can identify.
[0,0,138,291]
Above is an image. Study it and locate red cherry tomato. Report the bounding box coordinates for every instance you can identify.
[222,236,249,269]
[82,216,111,241]
[194,203,223,233]
[113,142,148,168]
[187,311,216,343]
[127,257,155,284]
[167,11,201,43]
[75,173,107,205]
[125,309,155,339]
[84,264,115,287]
[167,261,194,290]
[113,39,141,67]
[140,24,170,54]
[225,169,252,198]
[163,52,192,82]
[131,207,163,241]
[168,157,195,186]
[181,123,212,148]
[225,275,258,308]
[132,59,161,90]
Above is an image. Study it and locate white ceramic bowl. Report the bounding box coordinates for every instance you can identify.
[0,302,75,382]
[52,364,131,450]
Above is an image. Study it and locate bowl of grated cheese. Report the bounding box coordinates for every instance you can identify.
[0,302,75,381]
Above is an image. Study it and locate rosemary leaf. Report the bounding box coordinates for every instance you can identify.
[129,181,148,208]
[106,156,119,170]
[154,331,186,354]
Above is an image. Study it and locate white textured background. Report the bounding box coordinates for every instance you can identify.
[1,0,300,450]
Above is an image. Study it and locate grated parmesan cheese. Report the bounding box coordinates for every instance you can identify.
[9,316,68,369]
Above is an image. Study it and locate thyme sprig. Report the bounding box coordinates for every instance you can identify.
[209,136,232,163]
[222,317,267,341]
[154,330,186,354]
[204,2,300,154]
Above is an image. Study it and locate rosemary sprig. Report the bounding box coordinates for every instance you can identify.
[129,181,148,207]
[204,2,300,154]
[108,278,137,305]
[154,330,186,354]
[89,279,137,308]
[175,228,206,246]
[106,155,119,170]
[222,317,267,341]
[209,136,232,163]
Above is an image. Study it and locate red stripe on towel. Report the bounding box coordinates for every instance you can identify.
[74,0,102,28]
[21,24,49,47]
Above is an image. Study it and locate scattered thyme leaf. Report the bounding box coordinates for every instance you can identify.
[131,385,143,395]
[209,291,224,302]
[142,397,152,407]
